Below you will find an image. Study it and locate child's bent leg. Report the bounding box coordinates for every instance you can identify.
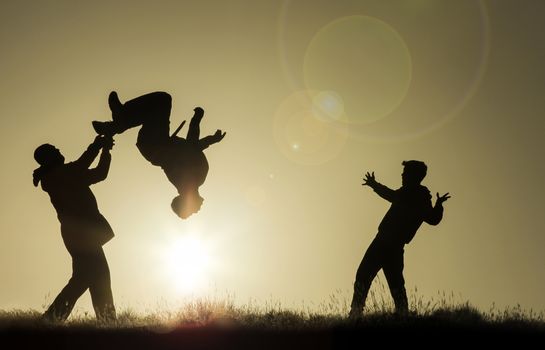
[94,91,172,136]
[119,91,172,135]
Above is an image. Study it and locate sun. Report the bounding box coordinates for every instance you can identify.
[161,233,213,294]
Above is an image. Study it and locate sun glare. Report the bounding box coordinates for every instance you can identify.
[162,233,213,294]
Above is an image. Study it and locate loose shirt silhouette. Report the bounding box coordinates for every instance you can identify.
[350,162,449,316]
[37,143,114,253]
[33,138,115,322]
[372,182,443,245]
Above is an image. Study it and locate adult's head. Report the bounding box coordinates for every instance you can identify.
[171,192,204,219]
[34,144,65,167]
[401,160,427,186]
[33,144,65,187]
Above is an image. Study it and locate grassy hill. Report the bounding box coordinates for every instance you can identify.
[1,296,544,349]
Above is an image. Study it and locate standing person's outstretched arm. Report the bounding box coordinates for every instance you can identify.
[199,129,226,151]
[424,192,451,225]
[87,136,114,185]
[73,136,104,169]
[362,171,397,202]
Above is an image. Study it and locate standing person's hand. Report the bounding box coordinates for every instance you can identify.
[362,171,377,187]
[90,135,105,151]
[102,135,115,151]
[436,192,451,205]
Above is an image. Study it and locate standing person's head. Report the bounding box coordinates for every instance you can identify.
[401,160,427,186]
[33,144,65,187]
[171,190,204,219]
[34,144,65,167]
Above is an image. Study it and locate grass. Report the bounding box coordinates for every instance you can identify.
[2,286,544,349]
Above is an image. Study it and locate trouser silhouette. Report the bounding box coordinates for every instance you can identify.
[350,237,409,314]
[110,92,202,166]
[43,248,115,321]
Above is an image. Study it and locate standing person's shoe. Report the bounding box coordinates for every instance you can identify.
[96,305,117,324]
[348,308,362,319]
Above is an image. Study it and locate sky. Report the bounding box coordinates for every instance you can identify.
[1,0,545,315]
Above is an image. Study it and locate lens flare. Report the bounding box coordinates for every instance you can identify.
[273,91,348,166]
[304,15,412,125]
[311,90,345,121]
[277,0,490,142]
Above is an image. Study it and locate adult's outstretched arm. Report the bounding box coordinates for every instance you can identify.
[74,136,103,169]
[86,136,114,184]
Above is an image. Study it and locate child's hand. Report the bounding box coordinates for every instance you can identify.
[213,129,226,143]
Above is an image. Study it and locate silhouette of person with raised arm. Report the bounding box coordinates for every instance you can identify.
[33,135,116,322]
[349,160,450,317]
[92,91,226,219]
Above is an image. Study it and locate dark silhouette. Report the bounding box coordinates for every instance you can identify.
[350,160,450,317]
[92,91,226,219]
[33,135,116,322]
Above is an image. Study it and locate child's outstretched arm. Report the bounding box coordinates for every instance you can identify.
[199,129,226,150]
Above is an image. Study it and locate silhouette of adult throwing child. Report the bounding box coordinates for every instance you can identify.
[92,91,226,219]
[33,135,116,322]
[350,160,450,317]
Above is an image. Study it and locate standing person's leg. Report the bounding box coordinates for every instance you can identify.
[349,238,384,317]
[87,248,116,321]
[382,247,408,314]
[186,107,204,143]
[42,255,90,322]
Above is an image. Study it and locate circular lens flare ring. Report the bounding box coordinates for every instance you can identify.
[277,0,491,142]
[273,90,348,166]
[303,15,412,125]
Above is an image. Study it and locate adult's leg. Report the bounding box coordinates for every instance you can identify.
[42,255,90,322]
[349,238,384,317]
[382,247,408,314]
[87,248,116,322]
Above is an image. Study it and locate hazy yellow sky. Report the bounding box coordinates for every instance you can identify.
[2,0,545,314]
